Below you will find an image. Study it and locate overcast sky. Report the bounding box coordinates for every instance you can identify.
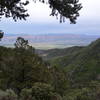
[0,0,100,35]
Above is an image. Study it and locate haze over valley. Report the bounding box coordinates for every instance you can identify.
[1,33,100,49]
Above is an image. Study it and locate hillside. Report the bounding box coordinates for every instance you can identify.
[36,46,84,60]
[48,38,100,86]
[0,38,100,100]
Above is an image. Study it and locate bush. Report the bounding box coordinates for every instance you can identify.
[0,89,17,100]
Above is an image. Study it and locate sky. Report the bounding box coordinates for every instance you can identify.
[0,0,100,35]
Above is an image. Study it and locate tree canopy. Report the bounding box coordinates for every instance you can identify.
[0,0,29,21]
[0,0,82,23]
[0,37,100,100]
[0,30,4,41]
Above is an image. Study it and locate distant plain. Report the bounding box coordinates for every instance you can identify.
[0,33,100,49]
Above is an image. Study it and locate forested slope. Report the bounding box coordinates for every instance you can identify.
[0,38,100,100]
[50,38,100,86]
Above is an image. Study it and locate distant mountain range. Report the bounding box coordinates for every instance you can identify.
[0,33,100,49]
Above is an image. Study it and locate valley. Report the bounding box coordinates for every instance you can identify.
[1,33,100,49]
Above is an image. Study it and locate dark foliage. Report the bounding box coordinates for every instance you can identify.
[0,30,4,41]
[48,0,82,23]
[0,37,51,93]
[0,0,29,21]
[0,0,82,23]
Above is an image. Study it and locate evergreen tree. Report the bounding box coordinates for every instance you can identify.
[0,30,4,41]
[0,0,82,23]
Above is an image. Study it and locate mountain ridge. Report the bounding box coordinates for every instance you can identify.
[45,38,100,85]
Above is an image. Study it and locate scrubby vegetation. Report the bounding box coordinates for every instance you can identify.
[0,37,100,100]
